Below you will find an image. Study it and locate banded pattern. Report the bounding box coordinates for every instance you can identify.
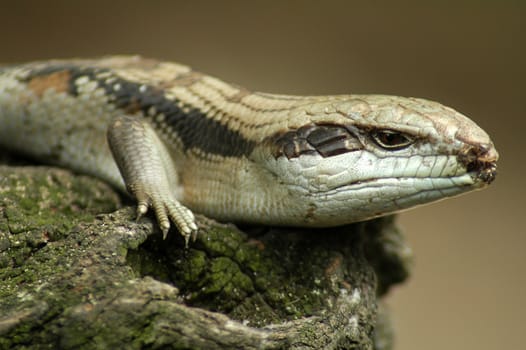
[22,63,256,158]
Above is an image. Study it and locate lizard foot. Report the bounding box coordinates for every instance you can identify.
[134,185,198,245]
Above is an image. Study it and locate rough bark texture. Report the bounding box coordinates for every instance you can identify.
[0,164,411,350]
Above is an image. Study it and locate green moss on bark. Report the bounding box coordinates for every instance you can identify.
[0,165,410,349]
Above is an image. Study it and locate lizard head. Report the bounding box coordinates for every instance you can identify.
[257,95,498,226]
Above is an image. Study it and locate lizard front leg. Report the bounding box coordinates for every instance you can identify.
[107,114,198,243]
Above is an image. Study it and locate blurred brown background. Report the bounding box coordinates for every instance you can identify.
[0,1,523,349]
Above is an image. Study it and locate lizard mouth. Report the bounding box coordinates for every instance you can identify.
[458,143,498,185]
[467,161,497,184]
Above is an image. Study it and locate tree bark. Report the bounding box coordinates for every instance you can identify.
[0,165,411,349]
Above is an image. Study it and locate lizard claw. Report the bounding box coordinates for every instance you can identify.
[133,185,198,243]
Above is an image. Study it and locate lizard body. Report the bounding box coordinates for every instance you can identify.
[0,56,498,242]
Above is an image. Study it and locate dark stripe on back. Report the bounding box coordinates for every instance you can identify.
[23,64,256,158]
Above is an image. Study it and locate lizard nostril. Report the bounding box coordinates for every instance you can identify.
[479,143,499,163]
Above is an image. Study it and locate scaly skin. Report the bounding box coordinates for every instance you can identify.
[0,56,498,242]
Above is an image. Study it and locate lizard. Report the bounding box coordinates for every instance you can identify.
[0,56,498,243]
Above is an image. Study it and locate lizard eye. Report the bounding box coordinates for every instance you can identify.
[371,129,414,150]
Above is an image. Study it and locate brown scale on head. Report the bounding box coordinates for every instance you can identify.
[271,124,364,159]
